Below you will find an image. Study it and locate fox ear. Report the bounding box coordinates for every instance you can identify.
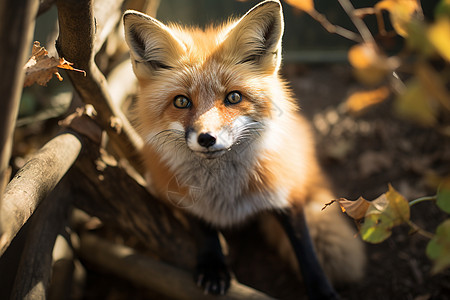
[221,0,284,72]
[123,10,185,77]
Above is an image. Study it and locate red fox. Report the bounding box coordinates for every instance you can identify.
[123,0,365,298]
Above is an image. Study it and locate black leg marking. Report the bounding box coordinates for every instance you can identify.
[276,209,339,300]
[194,222,231,295]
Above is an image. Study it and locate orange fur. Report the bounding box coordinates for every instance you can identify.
[124,0,365,286]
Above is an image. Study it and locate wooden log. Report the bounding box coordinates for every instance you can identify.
[0,132,82,256]
[10,180,73,300]
[69,127,198,269]
[0,0,39,219]
[79,233,276,300]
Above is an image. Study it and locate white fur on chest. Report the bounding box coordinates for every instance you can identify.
[154,137,289,227]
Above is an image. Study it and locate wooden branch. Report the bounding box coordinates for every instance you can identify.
[55,0,144,175]
[69,126,198,269]
[79,233,276,300]
[11,180,73,300]
[337,0,375,45]
[48,232,80,300]
[0,0,39,215]
[0,132,82,256]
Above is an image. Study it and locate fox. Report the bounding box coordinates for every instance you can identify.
[123,0,365,298]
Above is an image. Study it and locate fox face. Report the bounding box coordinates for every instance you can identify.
[123,1,302,226]
[123,1,289,161]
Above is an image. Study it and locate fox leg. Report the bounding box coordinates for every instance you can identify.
[275,208,339,300]
[194,221,231,295]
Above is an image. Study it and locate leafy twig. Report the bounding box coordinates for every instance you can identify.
[307,10,362,43]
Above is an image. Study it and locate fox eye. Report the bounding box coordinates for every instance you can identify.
[173,95,191,109]
[225,91,242,105]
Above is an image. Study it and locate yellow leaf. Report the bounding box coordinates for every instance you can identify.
[385,184,410,223]
[428,17,450,62]
[375,0,421,37]
[348,43,378,69]
[348,43,398,85]
[345,86,390,113]
[284,0,315,13]
[360,184,410,243]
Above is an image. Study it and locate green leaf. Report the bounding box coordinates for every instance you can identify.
[360,211,393,243]
[359,185,410,244]
[426,219,450,274]
[395,79,437,126]
[435,0,450,18]
[406,19,435,57]
[437,189,450,214]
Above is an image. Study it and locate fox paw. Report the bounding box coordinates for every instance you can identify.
[194,261,231,295]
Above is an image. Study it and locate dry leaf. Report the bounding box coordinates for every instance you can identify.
[23,41,85,87]
[337,197,371,220]
[345,86,390,113]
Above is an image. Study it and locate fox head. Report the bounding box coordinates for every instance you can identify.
[123,0,291,161]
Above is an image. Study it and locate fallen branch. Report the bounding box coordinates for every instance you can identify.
[55,0,144,174]
[0,132,82,256]
[68,122,198,268]
[0,0,39,218]
[10,180,73,300]
[79,233,276,300]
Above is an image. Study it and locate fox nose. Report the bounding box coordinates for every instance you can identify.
[197,132,216,148]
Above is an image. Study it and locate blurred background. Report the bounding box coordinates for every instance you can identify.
[4,0,450,299]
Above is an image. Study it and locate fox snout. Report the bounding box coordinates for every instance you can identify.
[186,127,234,159]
